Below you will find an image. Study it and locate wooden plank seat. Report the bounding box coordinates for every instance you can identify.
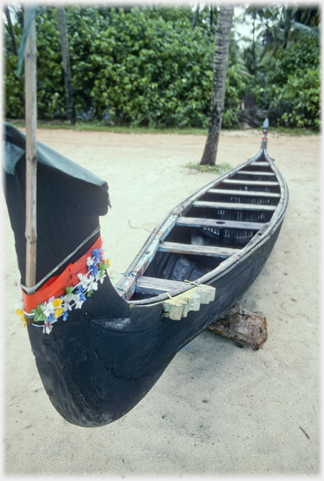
[207,188,280,198]
[235,170,276,176]
[223,179,279,186]
[249,162,271,167]
[158,241,240,257]
[193,200,276,211]
[136,276,189,295]
[111,272,216,321]
[176,217,264,230]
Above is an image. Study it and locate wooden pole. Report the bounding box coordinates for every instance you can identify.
[24,9,37,288]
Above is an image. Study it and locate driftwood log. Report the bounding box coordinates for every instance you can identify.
[207,303,268,350]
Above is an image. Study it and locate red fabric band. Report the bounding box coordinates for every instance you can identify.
[23,236,102,313]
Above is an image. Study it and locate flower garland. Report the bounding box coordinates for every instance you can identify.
[15,248,110,334]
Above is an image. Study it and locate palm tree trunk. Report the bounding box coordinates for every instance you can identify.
[5,6,19,56]
[210,4,214,30]
[282,7,292,48]
[252,9,256,87]
[200,4,234,166]
[192,4,200,30]
[56,6,75,124]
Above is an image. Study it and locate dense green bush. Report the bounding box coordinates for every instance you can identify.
[267,38,320,129]
[4,6,246,128]
[3,5,320,130]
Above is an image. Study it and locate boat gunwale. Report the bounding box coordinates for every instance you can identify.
[116,147,289,307]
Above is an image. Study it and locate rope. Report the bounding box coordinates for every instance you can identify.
[184,280,200,287]
[122,272,138,280]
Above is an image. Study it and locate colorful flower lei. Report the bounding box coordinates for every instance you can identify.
[15,248,110,334]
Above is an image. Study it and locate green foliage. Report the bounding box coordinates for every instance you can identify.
[241,6,320,131]
[4,54,25,117]
[3,4,321,131]
[266,37,320,129]
[185,161,232,174]
[4,5,246,128]
[271,68,320,129]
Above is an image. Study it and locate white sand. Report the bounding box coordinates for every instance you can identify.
[2,128,321,475]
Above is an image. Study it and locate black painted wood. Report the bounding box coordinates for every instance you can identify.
[3,120,289,427]
[27,221,283,426]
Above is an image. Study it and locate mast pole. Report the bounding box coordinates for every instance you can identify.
[24,8,37,288]
[261,118,269,150]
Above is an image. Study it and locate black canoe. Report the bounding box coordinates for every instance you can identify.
[3,120,288,427]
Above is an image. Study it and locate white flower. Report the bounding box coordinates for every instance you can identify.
[86,256,93,268]
[62,294,74,309]
[97,271,107,284]
[74,295,85,309]
[15,299,24,311]
[87,277,98,292]
[77,273,90,289]
[43,296,55,317]
[43,314,57,334]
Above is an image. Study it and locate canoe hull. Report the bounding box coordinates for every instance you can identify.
[27,219,283,427]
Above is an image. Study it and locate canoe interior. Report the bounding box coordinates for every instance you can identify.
[123,151,284,303]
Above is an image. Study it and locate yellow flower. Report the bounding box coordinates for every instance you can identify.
[53,298,63,308]
[15,308,27,328]
[54,308,64,318]
[106,259,110,267]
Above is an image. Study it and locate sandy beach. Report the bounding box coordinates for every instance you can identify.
[2,127,321,476]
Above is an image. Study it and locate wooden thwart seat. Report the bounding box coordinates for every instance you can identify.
[193,200,276,211]
[223,179,279,186]
[158,241,240,257]
[176,217,264,230]
[236,170,276,176]
[136,276,188,295]
[249,161,271,167]
[112,272,216,321]
[207,188,280,198]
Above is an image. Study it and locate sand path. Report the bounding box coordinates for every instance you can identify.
[2,128,321,475]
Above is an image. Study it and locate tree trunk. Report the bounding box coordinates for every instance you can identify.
[282,7,292,48]
[199,4,234,166]
[56,6,75,124]
[5,6,19,56]
[192,4,200,30]
[210,4,214,30]
[252,9,256,87]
